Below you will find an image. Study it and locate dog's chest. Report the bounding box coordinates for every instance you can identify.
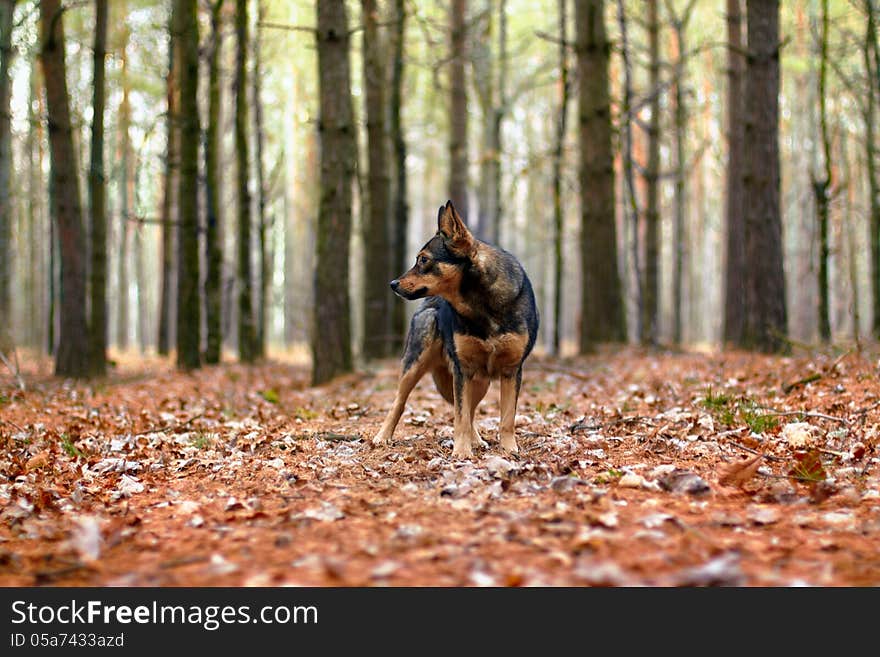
[453,333,527,378]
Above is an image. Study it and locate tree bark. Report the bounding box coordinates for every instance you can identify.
[865,0,880,338]
[40,0,91,377]
[576,0,625,351]
[723,0,746,345]
[551,0,569,355]
[312,0,355,385]
[204,0,224,364]
[448,0,469,214]
[158,13,178,357]
[253,0,269,360]
[175,0,201,369]
[389,0,408,353]
[643,0,661,346]
[742,0,787,352]
[88,0,108,375]
[235,0,256,363]
[362,0,393,360]
[116,23,132,351]
[814,0,832,342]
[0,0,14,350]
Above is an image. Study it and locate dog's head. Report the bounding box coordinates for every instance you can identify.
[390,200,475,301]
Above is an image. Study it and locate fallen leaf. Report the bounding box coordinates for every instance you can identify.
[788,449,826,483]
[658,469,711,496]
[717,454,763,487]
[782,422,817,448]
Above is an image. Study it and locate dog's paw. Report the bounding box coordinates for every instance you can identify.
[371,433,389,447]
[470,430,488,450]
[500,434,519,454]
[451,440,474,459]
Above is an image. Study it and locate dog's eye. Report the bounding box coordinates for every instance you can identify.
[417,255,428,266]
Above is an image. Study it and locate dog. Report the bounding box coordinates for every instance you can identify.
[371,200,539,458]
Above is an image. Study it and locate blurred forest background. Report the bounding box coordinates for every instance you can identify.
[0,0,877,384]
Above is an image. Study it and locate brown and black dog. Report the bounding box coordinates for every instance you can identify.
[372,201,539,458]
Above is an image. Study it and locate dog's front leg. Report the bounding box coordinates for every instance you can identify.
[499,370,521,454]
[372,355,429,446]
[452,373,474,459]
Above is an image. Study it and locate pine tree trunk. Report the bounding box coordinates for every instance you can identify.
[643,0,661,347]
[448,0,468,214]
[362,0,393,360]
[576,0,625,351]
[742,0,787,352]
[551,0,569,356]
[669,12,689,346]
[40,0,91,378]
[389,0,408,353]
[204,0,224,364]
[0,0,13,350]
[865,0,880,338]
[158,18,179,357]
[235,0,256,363]
[116,27,132,351]
[253,0,269,360]
[312,0,355,385]
[814,0,832,342]
[175,0,201,369]
[723,0,746,345]
[88,0,108,375]
[27,59,45,350]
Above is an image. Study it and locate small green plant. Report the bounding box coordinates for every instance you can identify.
[741,404,778,434]
[261,389,280,404]
[701,386,732,412]
[61,434,84,458]
[0,394,8,406]
[189,432,214,450]
[593,468,624,485]
[293,407,318,421]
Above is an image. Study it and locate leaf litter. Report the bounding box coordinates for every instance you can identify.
[1,348,879,586]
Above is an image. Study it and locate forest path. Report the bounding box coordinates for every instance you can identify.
[1,347,879,586]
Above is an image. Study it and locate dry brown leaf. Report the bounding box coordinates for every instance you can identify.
[717,454,763,487]
[25,451,50,472]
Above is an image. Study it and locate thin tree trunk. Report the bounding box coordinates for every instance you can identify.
[448,0,468,214]
[41,0,91,377]
[0,0,14,349]
[814,0,832,342]
[27,58,44,350]
[117,25,132,351]
[204,0,224,364]
[158,17,179,357]
[576,0,625,350]
[617,0,642,342]
[551,0,569,355]
[742,0,787,352]
[865,0,880,338]
[723,0,746,345]
[389,0,408,353]
[235,0,256,363]
[643,0,661,347]
[312,0,355,385]
[253,0,269,359]
[492,0,506,244]
[362,0,393,360]
[88,0,108,375]
[175,0,201,369]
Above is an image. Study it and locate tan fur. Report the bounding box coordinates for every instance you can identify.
[454,333,528,378]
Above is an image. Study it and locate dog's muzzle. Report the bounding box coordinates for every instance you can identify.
[390,279,427,300]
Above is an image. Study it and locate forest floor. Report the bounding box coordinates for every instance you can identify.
[1,345,880,587]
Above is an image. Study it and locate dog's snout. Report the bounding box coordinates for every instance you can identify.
[390,279,400,291]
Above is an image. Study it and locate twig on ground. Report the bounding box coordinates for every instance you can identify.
[0,349,25,391]
[727,440,785,462]
[756,407,849,426]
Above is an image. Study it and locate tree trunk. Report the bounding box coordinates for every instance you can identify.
[616,0,641,343]
[643,0,661,347]
[814,0,832,342]
[551,0,569,355]
[389,0,408,353]
[312,0,355,385]
[204,0,224,364]
[88,0,108,375]
[669,9,690,345]
[448,0,468,215]
[723,0,746,346]
[865,0,880,338]
[158,16,179,357]
[742,0,787,352]
[235,0,256,363]
[116,25,132,351]
[40,0,91,378]
[27,58,45,350]
[0,0,13,350]
[175,0,201,369]
[576,0,625,351]
[253,0,269,360]
[362,0,393,360]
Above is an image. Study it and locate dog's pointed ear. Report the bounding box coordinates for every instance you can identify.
[437,200,474,255]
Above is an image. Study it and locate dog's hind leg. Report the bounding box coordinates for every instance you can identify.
[371,351,432,446]
[498,367,522,454]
